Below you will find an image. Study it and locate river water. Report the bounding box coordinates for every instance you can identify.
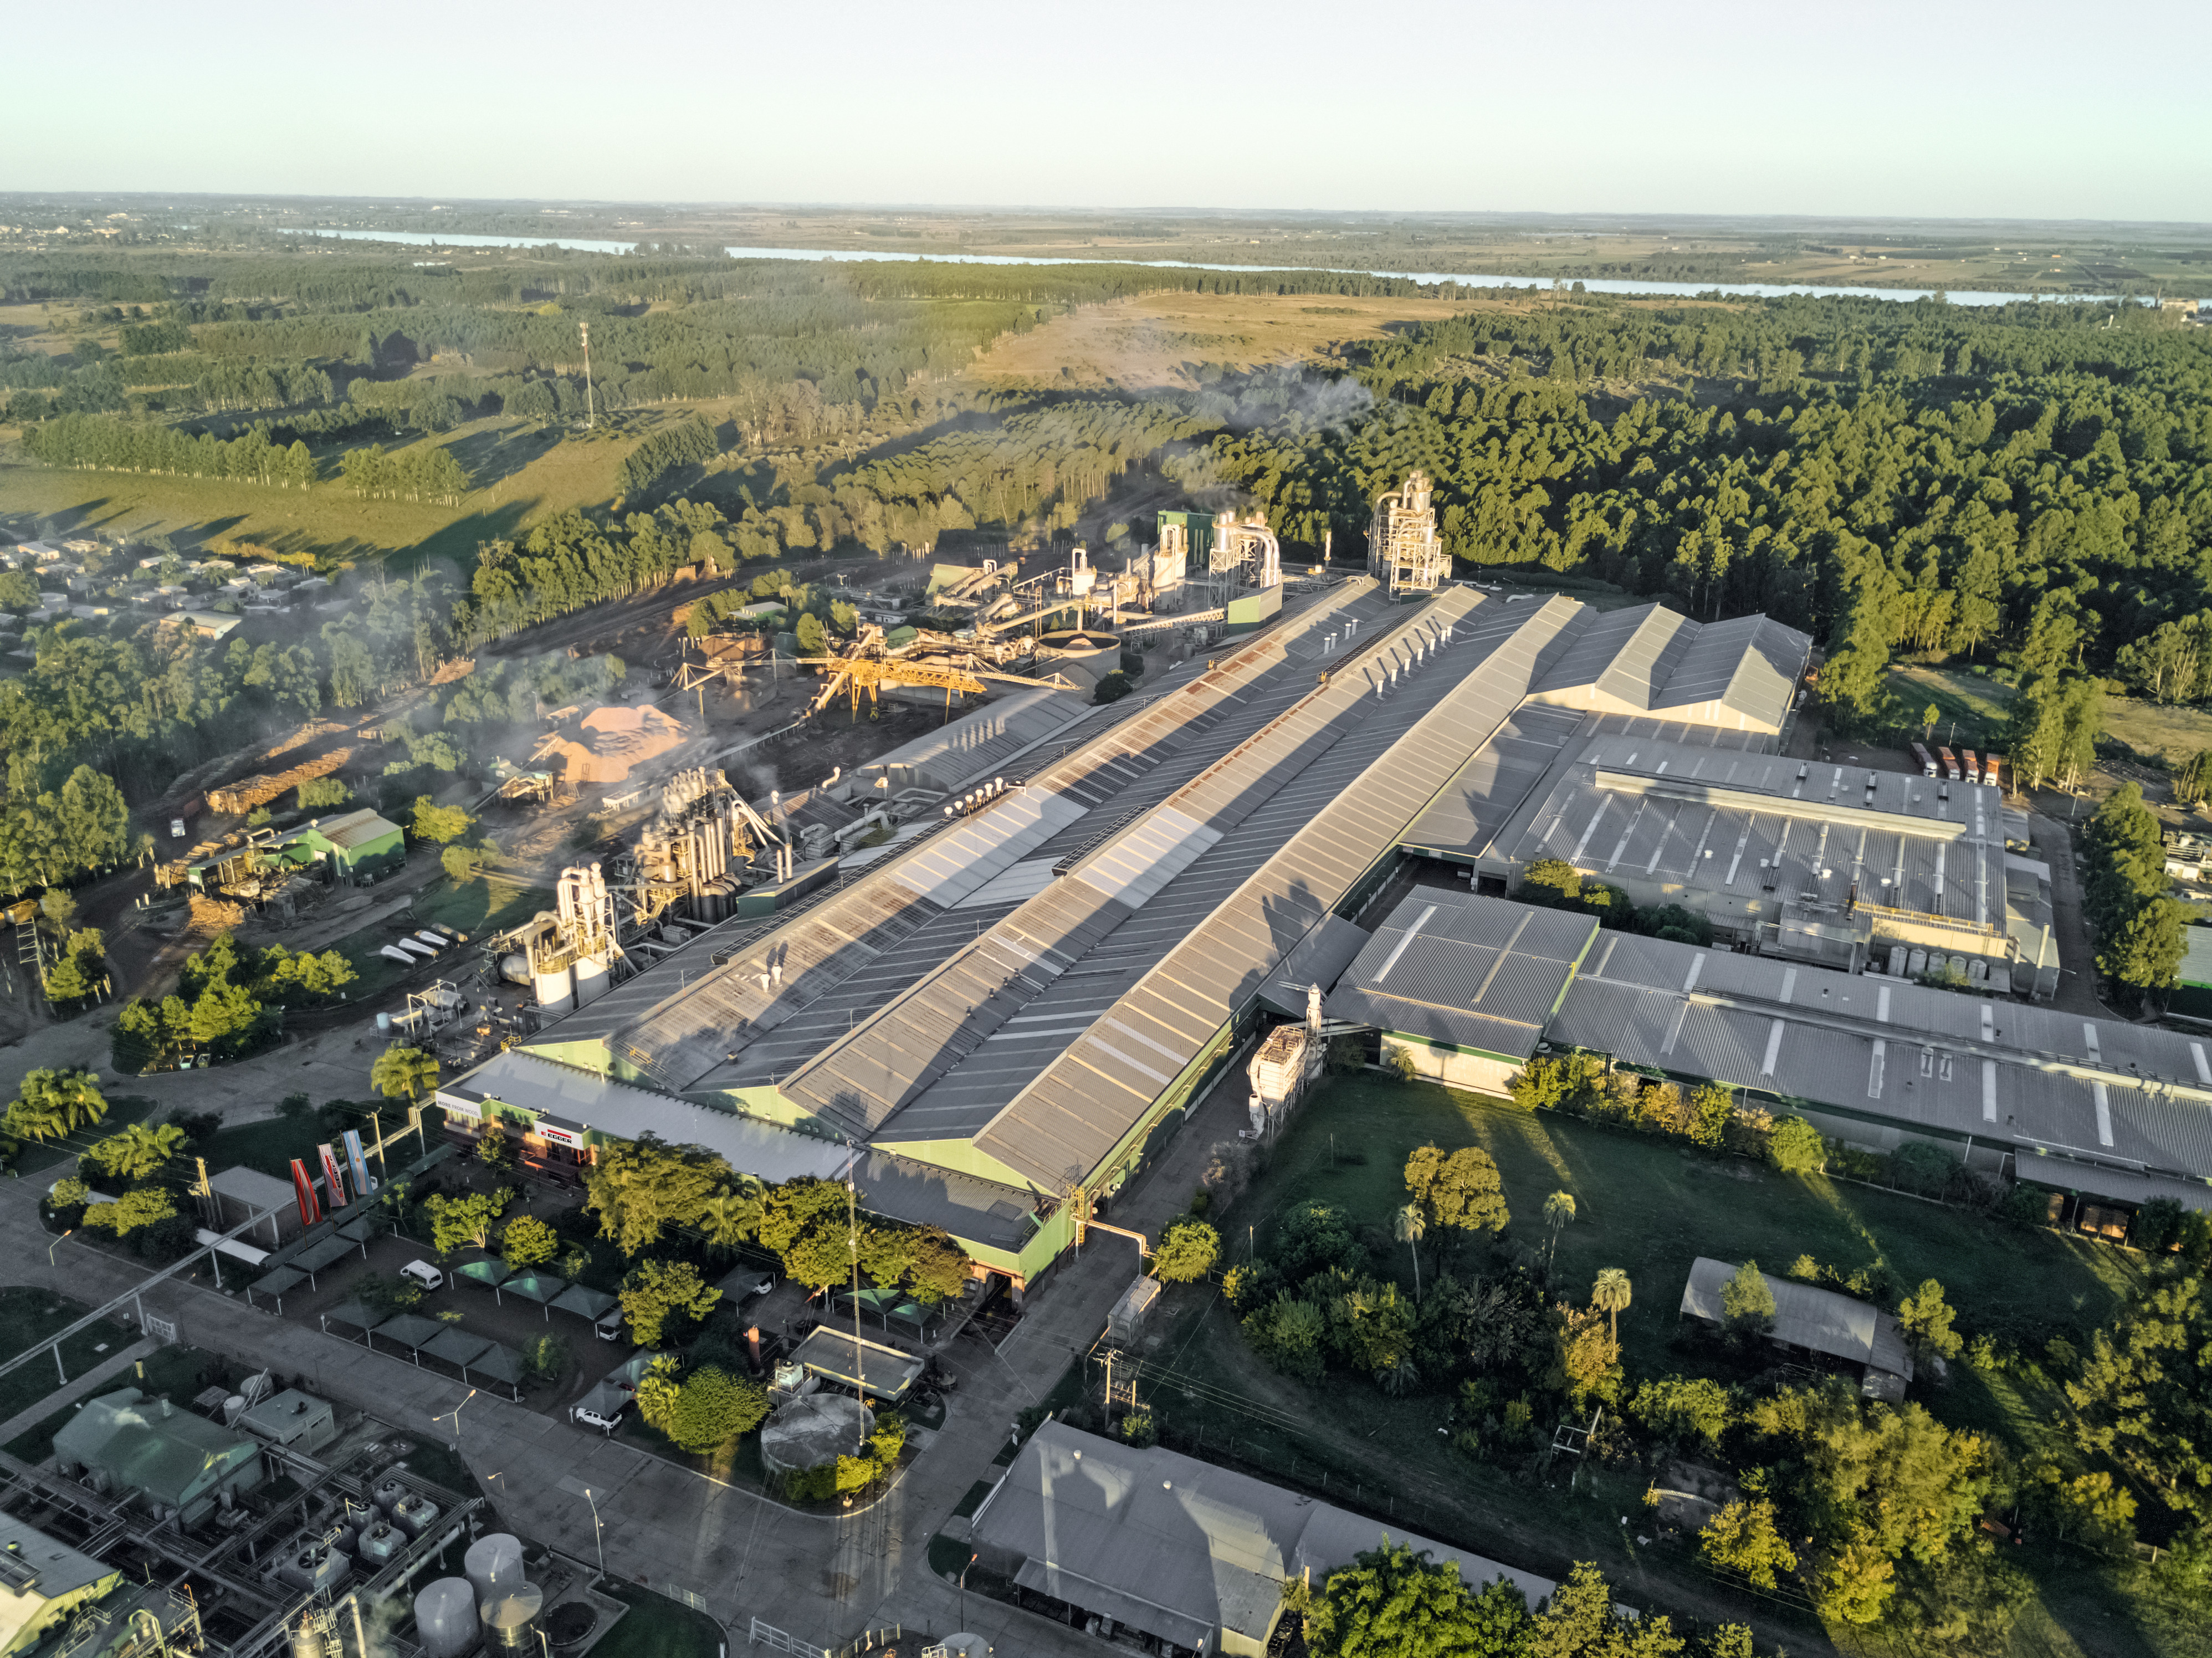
[274,227,2112,308]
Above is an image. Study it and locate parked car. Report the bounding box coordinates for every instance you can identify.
[733,1271,776,1306]
[593,1307,627,1343]
[400,1261,444,1293]
[571,1402,625,1432]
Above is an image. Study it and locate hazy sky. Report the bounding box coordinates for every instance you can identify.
[7,0,2200,221]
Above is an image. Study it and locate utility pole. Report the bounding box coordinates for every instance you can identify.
[847,1170,865,1457]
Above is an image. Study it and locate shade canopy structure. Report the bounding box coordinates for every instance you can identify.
[248,1266,306,1309]
[336,1214,385,1245]
[454,1260,513,1290]
[790,1327,923,1402]
[294,1234,360,1276]
[464,1343,525,1398]
[421,1328,494,1370]
[549,1284,617,1321]
[371,1313,446,1358]
[321,1300,389,1335]
[500,1273,568,1319]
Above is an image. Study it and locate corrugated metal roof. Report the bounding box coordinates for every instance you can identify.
[310,808,401,850]
[1680,1256,1912,1379]
[971,1423,1556,1651]
[1552,928,2212,1184]
[439,1051,852,1183]
[972,592,1584,1187]
[1328,889,1597,1058]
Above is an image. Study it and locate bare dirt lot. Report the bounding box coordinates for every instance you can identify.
[966,290,1482,390]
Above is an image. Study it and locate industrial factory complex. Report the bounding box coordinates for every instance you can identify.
[431,557,2212,1302]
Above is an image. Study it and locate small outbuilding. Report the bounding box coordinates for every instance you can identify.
[1679,1256,1914,1402]
[54,1388,263,1524]
[291,808,407,884]
[239,1388,338,1455]
[0,1514,125,1656]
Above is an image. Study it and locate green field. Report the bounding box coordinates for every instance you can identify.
[1145,1073,2151,1654]
[0,1289,136,1429]
[591,1583,725,1658]
[0,411,649,579]
[331,872,551,1001]
[1890,663,2212,774]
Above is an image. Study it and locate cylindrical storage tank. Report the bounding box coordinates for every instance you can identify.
[290,1619,325,1658]
[573,953,610,1006]
[1907,948,1927,977]
[223,1394,248,1426]
[1035,629,1121,694]
[465,1534,526,1608]
[415,1580,478,1658]
[1887,944,1907,976]
[391,1492,441,1538]
[500,953,531,986]
[480,1587,545,1658]
[1948,954,1968,979]
[534,964,575,1014]
[376,1011,393,1035]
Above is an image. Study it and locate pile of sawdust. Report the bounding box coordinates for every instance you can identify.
[540,705,690,785]
[188,892,248,937]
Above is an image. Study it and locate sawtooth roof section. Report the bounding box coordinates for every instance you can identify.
[1553,928,2212,1186]
[1327,889,1597,1060]
[767,585,1401,1131]
[1652,613,1811,727]
[974,590,1585,1188]
[1398,704,1590,858]
[1531,602,1696,710]
[545,581,1390,1078]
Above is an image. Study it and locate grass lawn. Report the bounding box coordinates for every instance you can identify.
[193,1109,359,1180]
[1143,1074,2153,1656]
[592,1584,724,1658]
[1890,662,2212,772]
[330,872,552,1001]
[0,1289,135,1427]
[4,1343,218,1461]
[0,411,647,579]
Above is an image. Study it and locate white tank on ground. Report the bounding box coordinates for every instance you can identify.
[500,953,531,985]
[572,953,610,1006]
[534,963,575,1014]
[480,1587,544,1658]
[465,1533,526,1608]
[414,1580,477,1658]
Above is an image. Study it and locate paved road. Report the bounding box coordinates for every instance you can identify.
[2027,808,2115,1019]
[0,1044,1256,1654]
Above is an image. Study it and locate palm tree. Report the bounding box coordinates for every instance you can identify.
[1592,1267,1632,1343]
[1542,1190,1577,1276]
[1394,1204,1426,1302]
[101,1121,186,1180]
[699,1176,766,1257]
[371,1044,439,1103]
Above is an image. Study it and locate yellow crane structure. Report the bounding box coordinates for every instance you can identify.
[799,625,1075,717]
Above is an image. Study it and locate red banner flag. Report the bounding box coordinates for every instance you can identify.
[289,1158,322,1227]
[318,1143,350,1209]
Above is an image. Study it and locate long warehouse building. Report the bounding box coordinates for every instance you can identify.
[457,578,2030,1296]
